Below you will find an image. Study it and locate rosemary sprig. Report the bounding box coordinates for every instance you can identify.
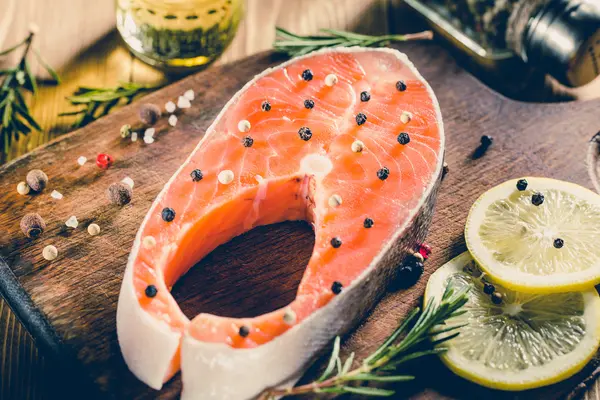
[258,284,469,399]
[274,27,434,57]
[0,29,60,154]
[60,82,163,128]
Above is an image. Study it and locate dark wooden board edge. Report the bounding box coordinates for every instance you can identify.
[0,256,101,399]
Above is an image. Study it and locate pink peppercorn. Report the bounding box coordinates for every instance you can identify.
[418,243,432,259]
[96,153,113,169]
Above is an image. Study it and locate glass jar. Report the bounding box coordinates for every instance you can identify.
[116,0,243,71]
[405,0,600,87]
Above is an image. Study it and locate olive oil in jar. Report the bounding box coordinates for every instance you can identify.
[116,0,243,70]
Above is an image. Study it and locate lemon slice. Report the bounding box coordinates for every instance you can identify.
[465,177,600,293]
[425,252,600,391]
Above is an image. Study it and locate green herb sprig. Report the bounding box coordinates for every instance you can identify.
[60,82,163,129]
[258,284,469,399]
[0,29,60,154]
[274,28,434,57]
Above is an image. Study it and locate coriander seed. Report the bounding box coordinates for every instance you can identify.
[20,213,46,238]
[26,169,48,192]
[17,181,30,195]
[107,182,133,206]
[88,223,101,236]
[139,104,161,125]
[42,245,58,261]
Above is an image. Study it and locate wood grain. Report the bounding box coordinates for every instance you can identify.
[0,1,600,399]
[1,40,600,399]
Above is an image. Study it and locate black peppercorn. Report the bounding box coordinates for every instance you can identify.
[483,283,495,295]
[377,167,390,180]
[304,99,314,109]
[261,100,271,112]
[442,162,449,180]
[397,261,424,287]
[554,238,564,249]
[107,182,133,206]
[480,135,493,147]
[331,281,343,295]
[242,136,254,148]
[491,292,503,305]
[516,179,528,191]
[191,169,203,182]
[331,237,342,248]
[162,207,176,222]
[239,325,250,337]
[145,284,158,298]
[363,217,374,228]
[139,103,161,125]
[397,132,410,145]
[301,69,313,81]
[20,213,46,238]
[355,112,367,126]
[396,80,407,91]
[26,169,48,192]
[298,127,312,141]
[360,91,370,102]
[532,192,545,206]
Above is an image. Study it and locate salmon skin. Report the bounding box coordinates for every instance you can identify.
[117,47,444,399]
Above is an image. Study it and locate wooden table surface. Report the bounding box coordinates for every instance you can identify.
[1,1,599,398]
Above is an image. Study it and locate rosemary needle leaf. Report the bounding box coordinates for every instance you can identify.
[335,356,343,377]
[14,103,41,131]
[257,284,469,399]
[342,352,355,375]
[0,36,28,57]
[61,82,163,128]
[33,48,61,84]
[343,374,415,382]
[314,387,346,394]
[342,386,395,396]
[273,27,433,57]
[22,60,37,94]
[318,336,341,382]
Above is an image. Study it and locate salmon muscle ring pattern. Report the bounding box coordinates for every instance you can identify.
[117,47,444,399]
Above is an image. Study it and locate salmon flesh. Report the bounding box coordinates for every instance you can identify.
[117,47,444,399]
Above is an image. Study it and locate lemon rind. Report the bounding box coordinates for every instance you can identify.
[424,252,600,391]
[465,177,600,294]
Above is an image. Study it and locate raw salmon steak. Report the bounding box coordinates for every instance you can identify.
[117,47,444,399]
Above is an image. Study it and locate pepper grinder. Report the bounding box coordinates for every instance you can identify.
[508,0,600,87]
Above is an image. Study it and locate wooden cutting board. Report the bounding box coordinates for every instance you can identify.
[0,42,599,399]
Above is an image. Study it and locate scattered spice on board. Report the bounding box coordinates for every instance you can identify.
[183,89,195,101]
[50,190,63,200]
[165,101,176,113]
[177,96,191,109]
[139,104,161,125]
[418,243,432,259]
[168,115,178,127]
[77,156,88,166]
[120,124,132,139]
[16,181,30,195]
[473,135,493,159]
[65,216,79,229]
[107,182,133,206]
[26,169,48,192]
[122,177,135,188]
[96,153,114,169]
[42,245,58,261]
[20,213,46,238]
[88,223,101,236]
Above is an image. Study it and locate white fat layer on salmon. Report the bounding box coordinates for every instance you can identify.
[117,46,445,398]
